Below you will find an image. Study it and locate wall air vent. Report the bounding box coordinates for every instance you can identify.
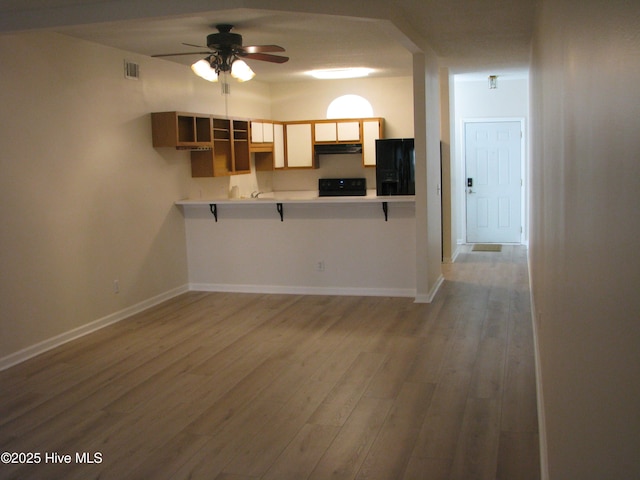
[124,60,140,80]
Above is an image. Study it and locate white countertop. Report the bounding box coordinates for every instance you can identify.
[175,189,415,206]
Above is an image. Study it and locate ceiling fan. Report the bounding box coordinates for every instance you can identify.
[152,24,289,83]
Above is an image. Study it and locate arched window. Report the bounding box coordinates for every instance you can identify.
[326,95,373,119]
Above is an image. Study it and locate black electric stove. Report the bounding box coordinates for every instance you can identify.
[318,178,367,197]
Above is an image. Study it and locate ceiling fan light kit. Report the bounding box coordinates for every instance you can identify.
[153,24,287,90]
[191,58,218,81]
[191,57,255,82]
[229,59,255,82]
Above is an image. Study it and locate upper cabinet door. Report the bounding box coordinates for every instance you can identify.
[251,121,264,143]
[286,123,314,168]
[363,119,383,167]
[337,121,361,142]
[314,122,337,142]
[263,122,274,143]
[315,121,361,142]
[273,123,285,169]
[251,121,274,143]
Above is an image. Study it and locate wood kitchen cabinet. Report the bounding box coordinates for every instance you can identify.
[255,118,381,171]
[254,122,286,171]
[190,118,250,177]
[231,120,251,174]
[152,111,383,174]
[251,120,275,170]
[151,112,212,148]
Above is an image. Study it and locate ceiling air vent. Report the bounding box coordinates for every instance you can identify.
[124,60,140,80]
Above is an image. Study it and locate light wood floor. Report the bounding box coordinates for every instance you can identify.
[0,245,539,480]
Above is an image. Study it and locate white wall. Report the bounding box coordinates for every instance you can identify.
[413,51,443,302]
[0,31,271,365]
[453,75,529,245]
[270,76,413,132]
[183,202,416,296]
[439,68,455,263]
[530,0,640,478]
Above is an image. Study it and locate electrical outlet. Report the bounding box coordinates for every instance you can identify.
[113,279,120,294]
[316,260,325,272]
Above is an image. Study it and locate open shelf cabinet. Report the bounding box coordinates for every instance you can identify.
[190,118,250,177]
[151,112,212,148]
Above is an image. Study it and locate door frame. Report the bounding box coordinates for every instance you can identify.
[460,117,527,244]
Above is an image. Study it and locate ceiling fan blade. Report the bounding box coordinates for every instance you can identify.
[182,42,207,49]
[151,51,211,58]
[242,52,289,63]
[242,45,285,54]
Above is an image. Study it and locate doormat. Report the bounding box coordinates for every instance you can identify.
[472,244,502,252]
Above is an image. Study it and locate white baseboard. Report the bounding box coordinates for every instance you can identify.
[189,282,416,299]
[443,244,462,264]
[414,274,445,304]
[0,284,189,371]
[2,278,440,371]
[451,245,462,263]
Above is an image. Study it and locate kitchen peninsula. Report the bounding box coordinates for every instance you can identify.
[176,189,413,220]
[176,190,417,298]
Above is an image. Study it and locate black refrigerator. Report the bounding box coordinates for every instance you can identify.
[375,138,415,195]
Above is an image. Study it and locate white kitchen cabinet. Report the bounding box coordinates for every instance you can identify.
[274,123,285,169]
[251,121,263,143]
[254,122,285,171]
[337,121,361,141]
[314,122,337,142]
[314,120,361,142]
[285,123,315,168]
[251,121,274,143]
[362,119,383,167]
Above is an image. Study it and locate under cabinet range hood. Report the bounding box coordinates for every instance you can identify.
[314,143,363,155]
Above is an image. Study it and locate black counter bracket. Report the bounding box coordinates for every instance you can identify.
[207,200,391,223]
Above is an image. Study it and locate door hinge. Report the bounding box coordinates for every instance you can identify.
[521,226,523,233]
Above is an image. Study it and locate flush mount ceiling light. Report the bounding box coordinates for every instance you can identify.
[307,68,374,80]
[153,24,288,93]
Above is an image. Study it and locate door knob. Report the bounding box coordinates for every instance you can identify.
[468,189,475,194]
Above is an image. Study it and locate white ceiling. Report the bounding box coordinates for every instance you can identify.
[0,1,536,82]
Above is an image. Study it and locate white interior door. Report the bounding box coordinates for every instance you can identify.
[465,121,522,243]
